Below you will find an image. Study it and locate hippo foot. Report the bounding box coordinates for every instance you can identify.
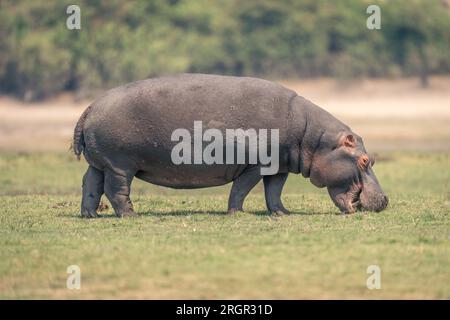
[119,211,138,218]
[227,208,243,215]
[271,208,290,216]
[81,210,99,218]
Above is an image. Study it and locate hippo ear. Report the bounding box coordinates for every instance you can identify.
[358,154,370,170]
[340,134,356,148]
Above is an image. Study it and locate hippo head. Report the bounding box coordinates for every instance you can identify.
[309,131,388,213]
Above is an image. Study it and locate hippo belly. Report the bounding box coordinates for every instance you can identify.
[135,162,247,189]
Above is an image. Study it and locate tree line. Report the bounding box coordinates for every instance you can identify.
[0,0,449,100]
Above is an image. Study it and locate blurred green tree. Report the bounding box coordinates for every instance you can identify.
[0,0,448,99]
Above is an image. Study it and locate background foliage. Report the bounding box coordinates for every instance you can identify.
[0,0,449,100]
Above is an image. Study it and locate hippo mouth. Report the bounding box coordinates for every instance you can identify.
[329,181,389,214]
[346,183,363,213]
[336,184,362,213]
[329,183,362,214]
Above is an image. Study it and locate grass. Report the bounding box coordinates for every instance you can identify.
[0,152,449,299]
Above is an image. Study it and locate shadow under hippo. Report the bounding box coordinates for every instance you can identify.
[73,74,388,218]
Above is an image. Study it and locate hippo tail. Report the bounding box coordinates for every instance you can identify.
[73,105,92,160]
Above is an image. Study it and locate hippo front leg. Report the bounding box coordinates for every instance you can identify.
[227,166,262,214]
[263,173,290,215]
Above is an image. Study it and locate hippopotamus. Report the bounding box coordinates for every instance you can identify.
[73,74,388,217]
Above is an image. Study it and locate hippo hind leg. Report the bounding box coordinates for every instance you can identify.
[81,166,104,218]
[103,168,137,218]
[263,173,290,215]
[227,166,262,214]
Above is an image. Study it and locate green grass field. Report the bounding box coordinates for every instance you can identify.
[0,152,449,299]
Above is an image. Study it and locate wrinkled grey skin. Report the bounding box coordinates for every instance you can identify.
[73,74,388,218]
